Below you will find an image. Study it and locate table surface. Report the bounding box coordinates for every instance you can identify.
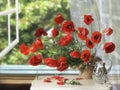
[30,75,112,90]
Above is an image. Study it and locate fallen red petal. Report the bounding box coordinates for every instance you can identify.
[43,78,51,83]
[75,77,83,80]
[57,81,64,85]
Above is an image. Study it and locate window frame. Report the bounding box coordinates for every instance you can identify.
[0,0,19,58]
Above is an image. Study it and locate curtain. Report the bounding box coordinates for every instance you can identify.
[96,0,120,76]
[68,0,120,86]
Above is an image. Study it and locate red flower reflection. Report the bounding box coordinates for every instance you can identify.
[103,42,115,53]
[62,20,75,34]
[28,54,42,66]
[54,14,64,24]
[84,15,94,25]
[91,31,102,44]
[81,50,91,63]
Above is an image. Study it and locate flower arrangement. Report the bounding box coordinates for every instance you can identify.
[19,13,115,73]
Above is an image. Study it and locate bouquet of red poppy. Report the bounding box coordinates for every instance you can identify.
[19,14,115,72]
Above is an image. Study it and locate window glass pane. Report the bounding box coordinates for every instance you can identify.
[10,13,16,42]
[0,0,7,12]
[0,16,8,52]
[97,0,120,67]
[112,19,120,62]
[112,0,120,16]
[0,1,8,53]
[101,0,109,14]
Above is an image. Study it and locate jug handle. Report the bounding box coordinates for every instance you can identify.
[106,60,112,73]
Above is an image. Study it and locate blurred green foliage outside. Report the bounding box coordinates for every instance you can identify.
[0,0,70,64]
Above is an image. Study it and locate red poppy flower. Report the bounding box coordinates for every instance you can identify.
[42,31,48,36]
[76,78,83,80]
[54,13,64,24]
[62,20,75,34]
[28,54,42,66]
[30,43,37,52]
[91,31,102,44]
[58,34,73,46]
[51,28,59,38]
[103,42,115,53]
[35,39,44,49]
[77,33,88,40]
[34,28,47,37]
[58,56,67,64]
[57,62,68,71]
[57,56,67,71]
[35,28,44,37]
[81,50,91,63]
[84,15,94,25]
[77,27,89,40]
[44,58,58,67]
[70,50,81,58]
[104,27,113,36]
[31,39,44,51]
[86,39,94,49]
[19,44,30,55]
[77,27,89,36]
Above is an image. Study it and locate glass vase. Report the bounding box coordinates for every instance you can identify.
[92,59,112,84]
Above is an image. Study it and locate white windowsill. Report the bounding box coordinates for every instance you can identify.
[0,65,120,75]
[0,65,120,84]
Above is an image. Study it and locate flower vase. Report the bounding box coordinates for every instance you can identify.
[79,66,94,79]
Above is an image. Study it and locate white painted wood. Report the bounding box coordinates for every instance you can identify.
[0,0,19,58]
[8,0,11,45]
[0,40,19,58]
[0,9,16,16]
[0,65,119,75]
